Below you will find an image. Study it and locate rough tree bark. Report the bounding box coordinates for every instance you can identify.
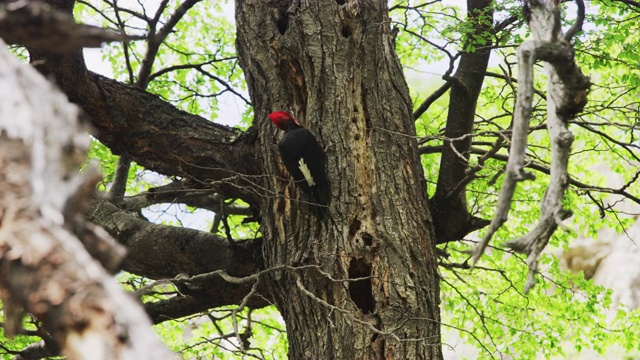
[3,0,442,358]
[236,1,441,358]
[0,38,174,359]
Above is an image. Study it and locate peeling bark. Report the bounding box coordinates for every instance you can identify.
[0,38,174,359]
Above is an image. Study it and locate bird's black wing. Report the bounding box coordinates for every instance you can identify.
[278,128,330,206]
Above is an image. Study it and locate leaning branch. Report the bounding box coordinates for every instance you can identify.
[471,40,537,265]
[472,1,590,293]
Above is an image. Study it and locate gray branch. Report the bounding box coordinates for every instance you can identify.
[472,0,590,293]
[471,40,537,265]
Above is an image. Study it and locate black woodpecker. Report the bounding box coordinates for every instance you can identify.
[269,111,330,208]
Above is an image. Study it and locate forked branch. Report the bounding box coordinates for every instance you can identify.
[472,0,590,293]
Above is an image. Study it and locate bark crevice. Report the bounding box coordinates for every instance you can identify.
[348,258,374,314]
[237,1,441,358]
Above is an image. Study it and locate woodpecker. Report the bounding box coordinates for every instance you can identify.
[269,111,330,207]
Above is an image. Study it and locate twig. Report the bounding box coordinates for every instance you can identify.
[563,0,585,41]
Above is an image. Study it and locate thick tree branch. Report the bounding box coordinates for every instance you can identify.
[89,197,267,321]
[429,0,493,243]
[0,0,134,54]
[30,54,261,204]
[89,199,263,279]
[86,74,259,199]
[23,0,261,207]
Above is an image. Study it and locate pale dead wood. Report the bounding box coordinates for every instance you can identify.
[471,39,537,265]
[0,38,174,359]
[472,0,590,293]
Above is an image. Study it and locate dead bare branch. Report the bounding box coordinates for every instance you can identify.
[471,0,591,293]
[471,40,537,266]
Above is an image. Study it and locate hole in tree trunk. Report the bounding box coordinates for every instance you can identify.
[348,258,374,314]
[361,232,373,246]
[349,218,361,237]
[276,14,289,35]
[336,0,345,4]
[341,24,352,38]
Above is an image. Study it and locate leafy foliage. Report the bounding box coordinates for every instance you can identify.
[395,0,640,359]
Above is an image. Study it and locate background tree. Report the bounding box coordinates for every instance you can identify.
[1,0,639,359]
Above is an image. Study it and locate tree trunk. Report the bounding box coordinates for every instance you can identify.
[430,0,493,243]
[236,1,441,358]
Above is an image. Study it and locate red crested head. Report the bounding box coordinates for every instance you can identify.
[269,111,300,131]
